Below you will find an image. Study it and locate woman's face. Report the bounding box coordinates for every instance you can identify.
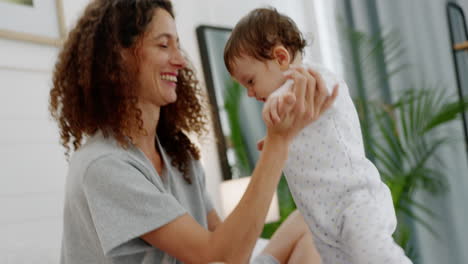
[133,8,186,107]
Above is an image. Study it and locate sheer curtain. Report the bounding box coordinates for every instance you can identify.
[334,0,468,263]
[377,1,468,263]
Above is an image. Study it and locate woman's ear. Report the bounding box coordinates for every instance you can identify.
[120,48,138,69]
[120,48,130,62]
[272,46,291,71]
[120,47,138,63]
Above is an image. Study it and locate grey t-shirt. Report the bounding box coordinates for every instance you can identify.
[60,132,214,264]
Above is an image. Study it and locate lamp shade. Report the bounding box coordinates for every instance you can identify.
[220,176,280,223]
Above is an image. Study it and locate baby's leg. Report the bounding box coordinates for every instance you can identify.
[288,228,320,264]
[262,210,321,264]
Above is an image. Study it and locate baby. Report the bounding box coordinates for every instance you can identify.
[224,7,413,264]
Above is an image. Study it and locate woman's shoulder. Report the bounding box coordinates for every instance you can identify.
[71,132,123,161]
[69,132,148,176]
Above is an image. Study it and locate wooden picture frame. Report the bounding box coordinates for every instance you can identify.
[0,0,66,46]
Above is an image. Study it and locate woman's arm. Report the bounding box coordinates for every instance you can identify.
[140,135,288,264]
[140,67,337,264]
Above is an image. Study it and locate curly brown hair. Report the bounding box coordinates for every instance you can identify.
[224,7,307,74]
[50,0,207,183]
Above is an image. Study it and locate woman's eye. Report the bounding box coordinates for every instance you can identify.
[159,44,168,48]
[247,79,254,85]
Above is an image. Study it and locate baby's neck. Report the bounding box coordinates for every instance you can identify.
[290,52,303,67]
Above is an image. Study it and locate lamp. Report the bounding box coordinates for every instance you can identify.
[220,176,280,223]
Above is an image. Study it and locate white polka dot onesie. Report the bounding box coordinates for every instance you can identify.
[280,64,413,264]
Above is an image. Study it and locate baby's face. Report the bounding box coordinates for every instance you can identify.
[231,55,287,102]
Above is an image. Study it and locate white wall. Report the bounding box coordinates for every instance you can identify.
[0,1,90,263]
[0,0,337,263]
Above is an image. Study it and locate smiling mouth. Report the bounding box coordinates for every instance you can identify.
[161,74,177,83]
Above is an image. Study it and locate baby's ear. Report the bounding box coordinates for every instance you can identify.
[272,46,291,71]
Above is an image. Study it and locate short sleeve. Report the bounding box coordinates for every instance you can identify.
[193,160,215,214]
[305,62,341,87]
[82,155,187,257]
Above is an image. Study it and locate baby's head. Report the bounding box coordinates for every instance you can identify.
[224,7,307,102]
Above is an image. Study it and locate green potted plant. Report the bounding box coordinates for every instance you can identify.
[344,28,468,260]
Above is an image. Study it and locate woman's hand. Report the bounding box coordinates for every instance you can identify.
[261,66,339,148]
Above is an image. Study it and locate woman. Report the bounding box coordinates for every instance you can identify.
[50,0,335,263]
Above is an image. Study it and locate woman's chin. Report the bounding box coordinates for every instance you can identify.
[164,92,177,104]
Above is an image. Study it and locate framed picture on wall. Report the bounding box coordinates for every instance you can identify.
[196,25,266,181]
[0,0,66,46]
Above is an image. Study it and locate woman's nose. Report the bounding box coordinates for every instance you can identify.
[171,48,186,69]
[247,89,255,97]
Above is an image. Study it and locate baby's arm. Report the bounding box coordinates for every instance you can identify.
[263,80,296,126]
[263,67,339,127]
[258,67,338,150]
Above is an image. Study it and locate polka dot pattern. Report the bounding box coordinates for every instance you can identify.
[282,64,412,263]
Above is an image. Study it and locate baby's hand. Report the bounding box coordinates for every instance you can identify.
[258,81,296,151]
[263,80,296,126]
[262,66,339,147]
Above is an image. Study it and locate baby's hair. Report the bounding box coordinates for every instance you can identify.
[224,7,307,74]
